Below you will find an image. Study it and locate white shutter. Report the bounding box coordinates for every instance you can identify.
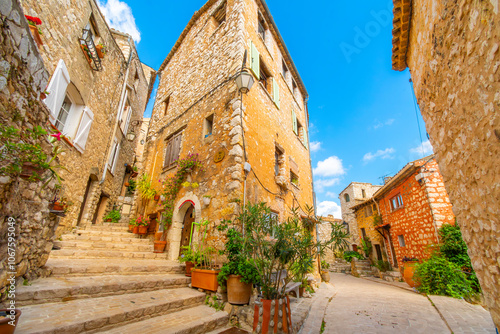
[272,77,280,109]
[44,59,70,123]
[112,142,120,174]
[123,107,132,134]
[117,90,128,123]
[250,41,260,79]
[73,107,94,152]
[108,138,117,167]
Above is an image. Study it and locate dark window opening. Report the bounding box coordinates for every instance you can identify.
[259,57,272,95]
[163,96,170,117]
[204,114,214,138]
[258,13,266,40]
[282,60,289,78]
[213,2,226,25]
[290,170,299,187]
[361,228,367,238]
[344,193,350,202]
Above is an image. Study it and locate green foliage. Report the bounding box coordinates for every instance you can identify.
[126,178,136,194]
[320,260,330,270]
[320,320,326,334]
[204,294,224,311]
[360,237,372,258]
[179,245,206,264]
[343,250,364,262]
[137,173,156,200]
[130,215,148,226]
[374,260,391,272]
[414,255,472,298]
[438,224,480,291]
[372,214,382,227]
[104,208,121,223]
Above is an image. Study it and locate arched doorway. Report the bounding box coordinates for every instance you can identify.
[179,205,195,257]
[168,195,202,261]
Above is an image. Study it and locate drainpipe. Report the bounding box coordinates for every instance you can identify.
[100,36,133,184]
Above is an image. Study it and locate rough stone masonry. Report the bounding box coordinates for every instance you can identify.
[392,0,500,328]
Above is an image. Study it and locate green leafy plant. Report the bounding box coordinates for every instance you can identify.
[126,178,136,194]
[320,260,330,271]
[130,214,148,227]
[104,207,121,223]
[360,236,372,258]
[374,260,391,272]
[204,294,224,311]
[137,173,157,200]
[414,255,472,298]
[343,250,364,262]
[179,245,206,264]
[372,214,382,227]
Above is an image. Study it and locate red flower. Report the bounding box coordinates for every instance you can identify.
[50,132,62,141]
[25,15,42,25]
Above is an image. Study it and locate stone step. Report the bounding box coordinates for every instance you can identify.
[49,248,166,260]
[84,225,130,232]
[45,258,185,277]
[16,288,205,334]
[16,274,190,306]
[54,240,153,252]
[100,222,130,227]
[73,229,139,238]
[104,305,229,334]
[61,233,150,244]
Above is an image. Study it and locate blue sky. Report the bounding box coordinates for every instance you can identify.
[98,0,432,218]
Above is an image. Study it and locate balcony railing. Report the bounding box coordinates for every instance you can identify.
[79,29,102,71]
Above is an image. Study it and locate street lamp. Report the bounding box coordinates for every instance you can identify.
[235,70,255,94]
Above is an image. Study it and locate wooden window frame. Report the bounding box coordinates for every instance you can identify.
[397,234,406,247]
[390,193,404,211]
[163,131,183,170]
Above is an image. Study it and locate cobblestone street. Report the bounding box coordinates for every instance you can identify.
[319,274,496,334]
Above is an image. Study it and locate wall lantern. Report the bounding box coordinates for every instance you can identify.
[235,70,255,94]
[126,132,136,141]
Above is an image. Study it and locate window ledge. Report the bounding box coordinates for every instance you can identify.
[291,182,300,190]
[162,165,178,173]
[258,82,279,110]
[257,32,274,61]
[391,205,404,212]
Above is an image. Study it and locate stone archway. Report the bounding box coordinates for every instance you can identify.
[168,194,202,261]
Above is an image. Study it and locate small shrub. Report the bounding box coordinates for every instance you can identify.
[414,255,472,298]
[374,260,391,272]
[104,208,121,223]
[343,250,364,262]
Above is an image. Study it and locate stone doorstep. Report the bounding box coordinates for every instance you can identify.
[73,230,139,238]
[49,248,167,260]
[16,288,205,334]
[15,274,190,306]
[54,240,153,252]
[45,258,185,277]
[62,234,151,244]
[84,226,131,232]
[103,305,229,334]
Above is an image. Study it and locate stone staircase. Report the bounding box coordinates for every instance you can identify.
[13,222,229,333]
[352,259,375,277]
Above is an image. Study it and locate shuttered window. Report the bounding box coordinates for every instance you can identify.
[163,132,182,169]
[108,137,120,174]
[44,59,71,124]
[302,124,308,150]
[291,109,298,135]
[250,41,260,79]
[272,77,280,109]
[73,107,94,152]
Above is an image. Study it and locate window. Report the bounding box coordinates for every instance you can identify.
[374,244,383,261]
[212,1,226,25]
[342,221,349,233]
[44,59,94,152]
[361,228,366,238]
[364,205,373,217]
[291,109,298,135]
[390,193,404,211]
[163,131,182,169]
[292,79,298,96]
[362,189,366,198]
[134,71,140,91]
[258,12,266,41]
[249,41,279,109]
[344,193,350,202]
[108,137,120,174]
[398,235,406,247]
[204,114,214,138]
[259,57,272,94]
[163,96,170,116]
[282,60,289,79]
[296,119,308,149]
[275,147,283,176]
[290,170,299,187]
[83,14,100,43]
[119,94,132,134]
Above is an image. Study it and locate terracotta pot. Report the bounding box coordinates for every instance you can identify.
[124,182,130,187]
[0,309,21,334]
[131,172,138,178]
[96,44,105,58]
[80,44,92,65]
[227,275,252,305]
[253,297,292,334]
[154,240,167,253]
[185,261,195,277]
[105,218,112,222]
[137,225,148,234]
[133,226,139,234]
[51,202,64,211]
[28,25,42,47]
[403,261,419,288]
[128,224,134,233]
[321,271,330,283]
[154,194,160,201]
[191,269,220,292]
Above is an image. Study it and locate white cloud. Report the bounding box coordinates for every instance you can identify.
[409,140,434,156]
[313,156,346,177]
[373,118,395,130]
[98,0,141,43]
[316,201,342,219]
[315,178,340,193]
[363,148,395,162]
[326,191,337,198]
[385,118,395,126]
[310,141,321,152]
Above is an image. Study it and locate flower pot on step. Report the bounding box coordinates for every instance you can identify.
[137,225,148,234]
[403,261,419,288]
[0,309,21,334]
[28,25,42,47]
[191,268,220,291]
[253,297,292,334]
[185,261,195,277]
[153,240,167,253]
[133,226,139,234]
[51,202,64,211]
[96,44,105,58]
[227,274,252,305]
[128,224,134,233]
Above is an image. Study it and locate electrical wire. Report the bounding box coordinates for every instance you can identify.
[409,78,425,157]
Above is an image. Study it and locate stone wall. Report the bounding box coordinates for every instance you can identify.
[392,0,499,327]
[0,0,58,290]
[20,0,152,233]
[353,202,387,263]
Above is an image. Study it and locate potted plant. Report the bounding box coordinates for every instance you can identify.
[217,227,260,305]
[202,195,211,206]
[0,308,21,334]
[130,166,139,178]
[179,245,204,276]
[126,178,136,195]
[153,215,172,253]
[130,215,147,234]
[320,260,331,283]
[190,220,221,292]
[103,207,121,223]
[80,44,92,64]
[402,256,420,287]
[25,15,43,47]
[96,43,106,58]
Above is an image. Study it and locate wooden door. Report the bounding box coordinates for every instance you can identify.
[179,206,195,256]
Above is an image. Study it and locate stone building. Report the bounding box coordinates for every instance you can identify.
[0,0,58,290]
[317,215,343,263]
[338,182,382,251]
[391,0,499,327]
[138,0,313,261]
[20,0,155,234]
[372,156,455,269]
[351,201,388,264]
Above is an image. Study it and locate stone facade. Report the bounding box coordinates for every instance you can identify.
[317,215,342,263]
[138,0,313,261]
[20,0,154,234]
[352,201,388,264]
[392,0,500,327]
[374,157,455,269]
[0,0,58,290]
[338,182,382,250]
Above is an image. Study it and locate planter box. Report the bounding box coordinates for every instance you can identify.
[153,240,167,253]
[96,44,105,58]
[28,25,42,47]
[191,269,220,292]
